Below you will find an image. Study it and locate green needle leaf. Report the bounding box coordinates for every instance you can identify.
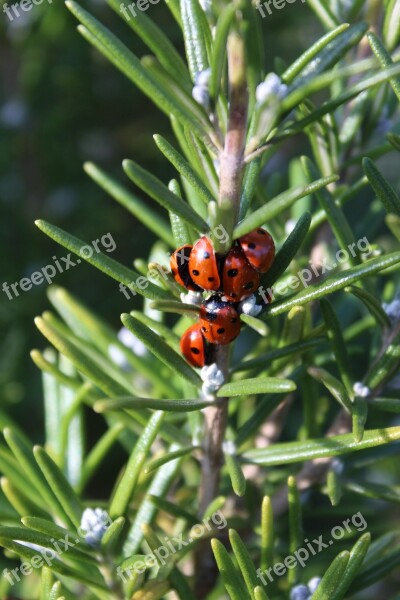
[3,428,67,524]
[363,157,400,216]
[287,476,302,586]
[217,377,296,397]
[264,251,400,319]
[383,0,400,51]
[333,533,371,599]
[345,285,391,329]
[34,220,170,301]
[282,24,350,84]
[233,338,323,373]
[180,0,210,81]
[279,62,400,140]
[367,32,400,101]
[154,135,215,205]
[260,496,274,572]
[229,529,258,598]
[242,426,400,466]
[254,587,271,600]
[302,157,356,257]
[306,0,339,29]
[312,551,350,600]
[94,397,213,413]
[386,213,400,242]
[33,446,83,530]
[122,313,202,386]
[211,538,251,600]
[101,517,126,555]
[123,159,208,232]
[224,451,247,498]
[144,446,195,474]
[34,317,133,400]
[0,538,107,590]
[1,478,48,519]
[320,299,353,394]
[261,212,311,290]
[84,162,174,246]
[387,132,400,152]
[234,176,338,238]
[109,411,164,518]
[150,300,200,316]
[169,179,192,247]
[108,0,190,83]
[210,4,236,99]
[123,447,184,555]
[240,314,269,336]
[288,23,366,90]
[20,518,97,562]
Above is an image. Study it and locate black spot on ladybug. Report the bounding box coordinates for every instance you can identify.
[201,327,207,333]
[231,318,238,323]
[206,312,218,322]
[248,242,256,249]
[217,328,225,334]
[208,277,215,282]
[192,269,200,276]
[244,281,254,290]
[191,347,200,355]
[227,269,238,277]
[203,252,211,259]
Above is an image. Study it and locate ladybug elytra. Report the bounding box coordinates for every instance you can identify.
[199,295,241,345]
[188,236,220,291]
[222,245,260,302]
[238,228,275,273]
[170,245,202,292]
[180,323,212,368]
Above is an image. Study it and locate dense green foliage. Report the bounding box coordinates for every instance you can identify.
[1,0,400,598]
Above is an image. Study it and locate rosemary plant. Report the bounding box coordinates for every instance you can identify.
[1,0,400,599]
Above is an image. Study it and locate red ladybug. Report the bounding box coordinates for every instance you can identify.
[199,296,241,345]
[188,236,220,291]
[180,323,210,368]
[238,228,275,273]
[170,245,202,292]
[222,246,260,302]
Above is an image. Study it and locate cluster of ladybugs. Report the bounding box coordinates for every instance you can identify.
[170,228,275,368]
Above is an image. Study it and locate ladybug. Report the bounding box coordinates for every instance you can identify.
[180,323,213,368]
[222,246,260,302]
[170,245,202,292]
[199,296,241,345]
[188,236,220,291]
[238,228,275,273]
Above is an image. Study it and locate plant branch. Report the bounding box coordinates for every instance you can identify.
[195,26,249,599]
[217,29,249,251]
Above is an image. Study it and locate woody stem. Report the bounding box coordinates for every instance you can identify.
[195,27,248,599]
